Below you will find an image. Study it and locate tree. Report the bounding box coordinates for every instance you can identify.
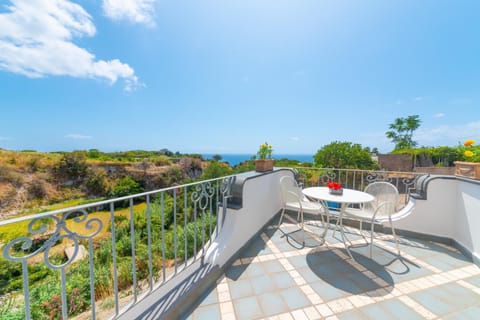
[159,148,173,156]
[386,115,421,150]
[85,168,111,196]
[87,149,101,159]
[201,161,232,179]
[212,154,222,161]
[111,176,143,198]
[314,141,379,169]
[53,151,88,183]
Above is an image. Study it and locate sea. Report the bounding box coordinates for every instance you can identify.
[202,154,314,166]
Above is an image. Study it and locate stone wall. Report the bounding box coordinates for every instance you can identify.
[414,167,455,175]
[377,154,413,172]
[377,154,456,175]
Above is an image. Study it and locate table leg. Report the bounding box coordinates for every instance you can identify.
[320,200,329,239]
[339,203,353,259]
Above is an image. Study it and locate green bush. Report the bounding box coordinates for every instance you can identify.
[314,141,379,169]
[85,168,111,196]
[201,161,232,179]
[111,176,143,198]
[164,213,216,259]
[0,257,52,295]
[392,146,463,167]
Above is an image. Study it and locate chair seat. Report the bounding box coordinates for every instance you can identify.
[344,208,390,222]
[285,200,324,214]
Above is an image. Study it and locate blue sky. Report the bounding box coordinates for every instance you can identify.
[0,0,479,155]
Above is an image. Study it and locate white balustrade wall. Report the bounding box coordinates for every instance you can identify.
[395,176,480,263]
[206,169,292,267]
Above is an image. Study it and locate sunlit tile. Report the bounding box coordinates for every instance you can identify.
[315,304,333,317]
[277,312,294,320]
[327,298,354,313]
[300,285,315,295]
[291,309,309,320]
[219,301,234,314]
[302,306,321,320]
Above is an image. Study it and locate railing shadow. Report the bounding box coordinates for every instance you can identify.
[123,260,220,320]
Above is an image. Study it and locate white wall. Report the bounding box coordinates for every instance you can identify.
[455,179,480,260]
[206,169,293,267]
[395,176,480,261]
[395,177,456,239]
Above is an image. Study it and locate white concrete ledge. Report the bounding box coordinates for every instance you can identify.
[395,175,480,264]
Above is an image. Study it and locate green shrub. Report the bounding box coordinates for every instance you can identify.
[111,176,143,198]
[85,168,111,196]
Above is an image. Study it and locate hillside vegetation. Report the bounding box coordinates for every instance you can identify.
[0,149,204,217]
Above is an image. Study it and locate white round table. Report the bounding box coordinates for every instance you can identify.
[302,187,375,257]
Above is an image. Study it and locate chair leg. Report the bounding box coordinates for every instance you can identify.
[277,208,286,229]
[300,209,305,245]
[370,220,375,258]
[318,210,326,227]
[358,220,368,243]
[390,218,401,257]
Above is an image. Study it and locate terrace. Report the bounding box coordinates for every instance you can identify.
[1,167,479,319]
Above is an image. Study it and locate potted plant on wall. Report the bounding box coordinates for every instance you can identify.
[255,142,274,172]
[454,139,480,180]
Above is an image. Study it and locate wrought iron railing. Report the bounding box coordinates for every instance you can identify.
[0,176,233,320]
[291,167,425,207]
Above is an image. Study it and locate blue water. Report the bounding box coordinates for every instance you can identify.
[202,154,314,166]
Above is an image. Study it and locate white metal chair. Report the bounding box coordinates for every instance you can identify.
[343,181,402,258]
[278,175,326,243]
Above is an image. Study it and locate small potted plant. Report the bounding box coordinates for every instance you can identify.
[454,139,480,180]
[255,142,274,172]
[327,181,343,195]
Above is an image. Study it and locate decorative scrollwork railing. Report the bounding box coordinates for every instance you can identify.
[293,167,424,207]
[0,176,234,320]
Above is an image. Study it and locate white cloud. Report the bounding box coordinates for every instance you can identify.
[0,0,140,91]
[65,134,92,139]
[102,0,157,26]
[290,136,300,141]
[413,96,431,101]
[0,136,13,140]
[415,121,480,146]
[433,113,445,118]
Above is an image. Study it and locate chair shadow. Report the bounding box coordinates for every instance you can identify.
[280,227,325,249]
[279,211,327,249]
[306,248,396,296]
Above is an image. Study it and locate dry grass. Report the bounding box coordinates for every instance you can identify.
[0,150,60,172]
[63,203,147,241]
[0,201,143,246]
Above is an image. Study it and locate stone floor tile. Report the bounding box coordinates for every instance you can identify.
[185,214,480,319]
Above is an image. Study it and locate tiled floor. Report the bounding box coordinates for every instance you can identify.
[184,212,480,319]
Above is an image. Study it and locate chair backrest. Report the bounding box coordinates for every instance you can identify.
[364,181,399,218]
[279,175,303,204]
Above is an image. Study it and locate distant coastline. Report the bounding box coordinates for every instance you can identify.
[202,154,314,166]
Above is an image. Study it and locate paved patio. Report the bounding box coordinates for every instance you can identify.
[183,212,480,319]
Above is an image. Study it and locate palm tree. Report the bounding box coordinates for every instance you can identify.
[386,115,421,150]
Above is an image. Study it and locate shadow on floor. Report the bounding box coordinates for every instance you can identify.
[306,248,396,296]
